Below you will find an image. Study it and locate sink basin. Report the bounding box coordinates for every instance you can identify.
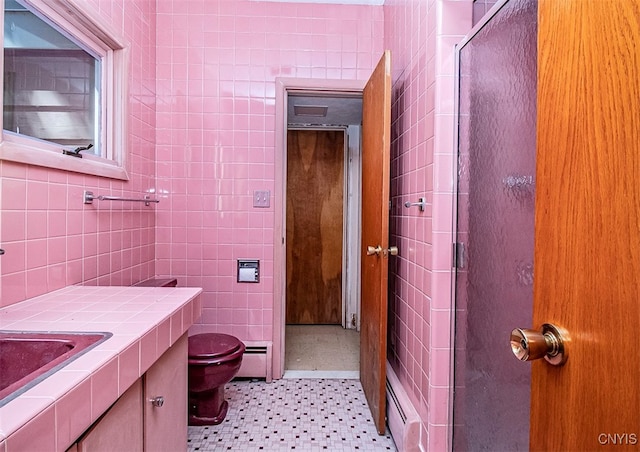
[0,330,112,407]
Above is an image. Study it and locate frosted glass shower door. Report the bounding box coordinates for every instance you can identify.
[452,0,537,450]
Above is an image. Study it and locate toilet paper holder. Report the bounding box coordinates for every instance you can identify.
[237,259,260,283]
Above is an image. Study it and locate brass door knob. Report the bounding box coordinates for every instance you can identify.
[367,245,382,256]
[510,323,568,366]
[367,245,398,257]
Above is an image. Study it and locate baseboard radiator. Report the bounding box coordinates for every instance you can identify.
[236,341,273,382]
[386,362,421,452]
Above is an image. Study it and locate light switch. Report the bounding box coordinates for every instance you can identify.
[253,190,270,208]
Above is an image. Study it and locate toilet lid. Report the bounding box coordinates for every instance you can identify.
[188,333,244,359]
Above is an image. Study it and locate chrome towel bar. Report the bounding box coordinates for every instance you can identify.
[83,190,159,207]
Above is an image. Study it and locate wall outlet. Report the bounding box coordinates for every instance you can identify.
[253,190,270,208]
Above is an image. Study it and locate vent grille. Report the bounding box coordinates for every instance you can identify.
[386,379,407,423]
[293,105,328,117]
[244,346,268,354]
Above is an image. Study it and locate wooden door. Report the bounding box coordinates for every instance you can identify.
[360,50,392,435]
[286,129,344,324]
[531,1,640,449]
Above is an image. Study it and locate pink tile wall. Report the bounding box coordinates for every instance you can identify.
[384,0,472,449]
[155,0,384,342]
[473,0,499,25]
[0,0,157,307]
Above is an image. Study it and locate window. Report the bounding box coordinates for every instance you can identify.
[1,0,129,180]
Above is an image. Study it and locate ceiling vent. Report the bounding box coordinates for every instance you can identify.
[293,105,329,117]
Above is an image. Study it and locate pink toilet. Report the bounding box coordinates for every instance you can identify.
[188,333,245,426]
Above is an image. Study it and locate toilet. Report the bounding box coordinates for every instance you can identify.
[187,333,245,426]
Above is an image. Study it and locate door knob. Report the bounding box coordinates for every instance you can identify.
[367,245,398,256]
[367,245,383,256]
[150,396,165,407]
[510,323,568,366]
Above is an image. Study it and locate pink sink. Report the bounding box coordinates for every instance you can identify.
[0,331,111,407]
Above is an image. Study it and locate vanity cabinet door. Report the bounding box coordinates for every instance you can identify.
[143,333,188,452]
[76,379,143,452]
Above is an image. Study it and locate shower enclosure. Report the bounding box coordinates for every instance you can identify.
[452,0,537,450]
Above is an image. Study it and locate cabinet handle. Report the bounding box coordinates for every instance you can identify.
[150,396,165,407]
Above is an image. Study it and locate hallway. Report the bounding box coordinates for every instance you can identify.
[284,325,359,378]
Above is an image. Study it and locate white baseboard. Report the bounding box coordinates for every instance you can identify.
[386,362,421,452]
[237,341,273,382]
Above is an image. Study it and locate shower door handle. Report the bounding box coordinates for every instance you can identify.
[510,323,568,366]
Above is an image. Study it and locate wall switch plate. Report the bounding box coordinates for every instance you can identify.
[253,190,270,208]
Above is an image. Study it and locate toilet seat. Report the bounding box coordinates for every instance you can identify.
[188,333,244,364]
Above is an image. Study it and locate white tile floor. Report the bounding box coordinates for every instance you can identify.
[187,379,397,451]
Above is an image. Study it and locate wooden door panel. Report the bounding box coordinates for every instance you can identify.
[532,1,640,449]
[286,130,344,325]
[360,50,392,435]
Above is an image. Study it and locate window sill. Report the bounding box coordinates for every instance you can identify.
[0,139,129,180]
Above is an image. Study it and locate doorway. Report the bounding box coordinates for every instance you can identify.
[282,94,363,378]
[274,54,392,434]
[273,78,368,380]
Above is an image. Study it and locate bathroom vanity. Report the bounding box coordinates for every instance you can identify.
[0,285,202,451]
[71,334,188,451]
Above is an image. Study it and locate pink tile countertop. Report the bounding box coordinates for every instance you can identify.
[0,285,202,452]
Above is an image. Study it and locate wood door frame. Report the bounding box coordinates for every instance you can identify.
[274,78,366,379]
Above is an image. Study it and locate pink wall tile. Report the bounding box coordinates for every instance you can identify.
[0,2,476,449]
[0,0,158,308]
[26,267,48,299]
[1,272,26,306]
[473,0,499,25]
[155,0,384,343]
[385,0,473,449]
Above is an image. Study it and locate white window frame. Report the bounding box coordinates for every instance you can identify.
[0,0,130,180]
